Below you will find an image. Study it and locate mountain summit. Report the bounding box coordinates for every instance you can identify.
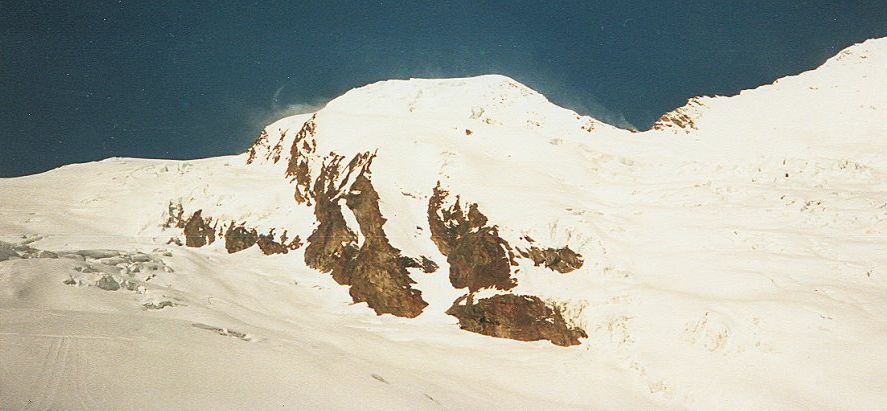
[1,38,886,410]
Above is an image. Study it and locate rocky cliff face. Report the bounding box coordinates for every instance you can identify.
[344,170,428,317]
[286,114,318,206]
[425,182,588,345]
[303,153,361,285]
[245,129,268,165]
[299,150,430,317]
[427,183,517,292]
[172,204,300,256]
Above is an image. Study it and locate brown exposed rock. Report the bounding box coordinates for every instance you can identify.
[399,256,439,273]
[163,202,185,229]
[427,183,517,292]
[268,128,287,163]
[173,206,301,255]
[278,231,302,250]
[246,129,269,165]
[652,111,696,131]
[420,256,439,273]
[256,231,288,255]
[287,236,303,250]
[427,183,460,256]
[303,154,360,285]
[183,210,215,247]
[580,118,597,133]
[255,229,303,255]
[651,98,703,133]
[446,294,587,347]
[449,225,517,291]
[344,170,428,317]
[286,114,318,205]
[224,224,258,254]
[517,246,584,273]
[247,126,293,165]
[304,151,428,317]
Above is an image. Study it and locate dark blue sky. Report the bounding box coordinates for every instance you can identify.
[2,1,885,176]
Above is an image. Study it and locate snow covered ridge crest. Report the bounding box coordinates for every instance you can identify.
[653,37,887,133]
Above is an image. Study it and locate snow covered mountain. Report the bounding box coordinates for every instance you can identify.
[1,37,885,410]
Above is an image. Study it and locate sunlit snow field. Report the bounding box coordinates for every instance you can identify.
[2,38,886,410]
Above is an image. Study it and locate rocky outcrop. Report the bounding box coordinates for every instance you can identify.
[247,127,290,165]
[256,230,301,255]
[400,256,439,273]
[183,210,215,247]
[268,128,287,164]
[344,170,428,317]
[652,110,696,131]
[304,151,429,317]
[174,207,300,255]
[428,183,517,292]
[246,129,269,165]
[517,246,584,273]
[163,202,186,229]
[446,294,587,347]
[224,224,258,254]
[303,154,360,285]
[286,114,318,205]
[651,97,704,132]
[427,184,587,344]
[256,232,286,255]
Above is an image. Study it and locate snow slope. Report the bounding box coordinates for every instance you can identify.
[2,37,886,410]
